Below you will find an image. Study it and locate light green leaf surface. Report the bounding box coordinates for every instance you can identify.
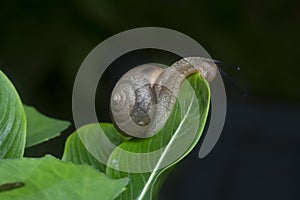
[62,123,129,173]
[0,70,26,159]
[106,73,211,200]
[24,105,70,148]
[0,156,129,200]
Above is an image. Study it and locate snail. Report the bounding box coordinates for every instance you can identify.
[110,57,218,138]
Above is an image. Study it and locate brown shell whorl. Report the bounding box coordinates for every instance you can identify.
[110,64,165,138]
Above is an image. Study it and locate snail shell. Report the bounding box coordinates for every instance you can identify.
[110,57,217,138]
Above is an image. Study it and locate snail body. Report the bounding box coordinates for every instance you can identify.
[110,57,217,138]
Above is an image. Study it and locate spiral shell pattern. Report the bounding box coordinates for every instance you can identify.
[110,64,165,138]
[110,57,217,138]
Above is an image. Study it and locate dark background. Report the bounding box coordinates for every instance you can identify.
[0,0,299,199]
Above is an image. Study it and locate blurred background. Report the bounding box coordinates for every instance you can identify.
[0,0,299,199]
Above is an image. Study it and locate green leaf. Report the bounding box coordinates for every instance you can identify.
[106,73,211,200]
[62,123,129,173]
[0,70,26,159]
[0,156,129,200]
[24,105,70,147]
